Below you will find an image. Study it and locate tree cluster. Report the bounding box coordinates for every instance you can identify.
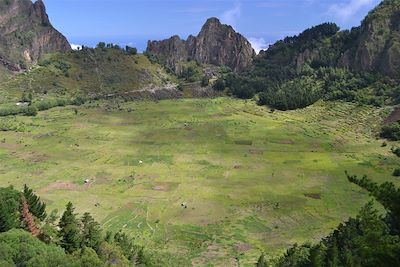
[257,173,400,267]
[214,22,400,111]
[0,185,146,267]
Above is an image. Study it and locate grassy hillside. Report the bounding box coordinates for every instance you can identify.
[0,48,176,103]
[0,98,398,265]
[0,65,11,83]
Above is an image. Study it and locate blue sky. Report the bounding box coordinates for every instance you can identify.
[43,0,381,52]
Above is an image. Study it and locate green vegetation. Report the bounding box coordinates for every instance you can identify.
[381,122,400,141]
[0,97,398,265]
[0,185,146,266]
[273,175,400,267]
[1,0,400,265]
[0,47,173,105]
[215,19,400,111]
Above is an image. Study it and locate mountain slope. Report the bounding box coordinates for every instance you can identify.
[340,0,400,78]
[256,0,400,79]
[147,17,255,73]
[0,0,70,72]
[0,47,175,101]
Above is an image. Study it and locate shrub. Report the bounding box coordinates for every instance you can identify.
[392,147,400,157]
[177,84,184,91]
[393,168,400,177]
[201,76,209,87]
[125,46,137,55]
[21,92,32,103]
[71,96,86,106]
[213,78,225,91]
[0,106,20,116]
[380,122,400,141]
[23,106,38,116]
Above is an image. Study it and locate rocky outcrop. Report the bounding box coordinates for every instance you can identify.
[147,17,255,72]
[339,0,400,78]
[0,0,70,71]
[147,35,189,74]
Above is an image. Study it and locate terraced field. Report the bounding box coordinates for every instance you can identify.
[0,98,399,266]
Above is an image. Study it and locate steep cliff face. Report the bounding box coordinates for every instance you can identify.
[0,0,70,71]
[340,0,400,78]
[147,18,255,72]
[147,35,189,73]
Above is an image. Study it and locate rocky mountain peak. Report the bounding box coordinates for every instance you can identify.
[202,17,222,28]
[147,17,255,73]
[0,0,70,72]
[32,0,49,24]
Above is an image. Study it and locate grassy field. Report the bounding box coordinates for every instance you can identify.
[0,97,399,266]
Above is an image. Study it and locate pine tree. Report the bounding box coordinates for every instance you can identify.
[0,187,21,232]
[114,231,144,264]
[309,244,326,267]
[327,237,339,267]
[346,173,400,234]
[81,212,102,252]
[0,202,18,232]
[23,185,46,221]
[58,202,82,253]
[39,209,59,244]
[20,197,40,236]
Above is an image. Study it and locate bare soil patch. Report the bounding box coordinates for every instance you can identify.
[249,149,264,155]
[385,107,400,124]
[278,139,294,144]
[12,151,49,163]
[235,140,253,146]
[234,242,253,252]
[39,181,82,193]
[304,193,321,199]
[152,182,179,192]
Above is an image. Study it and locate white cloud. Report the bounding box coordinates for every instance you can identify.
[329,0,375,21]
[221,1,241,27]
[71,44,82,50]
[248,37,268,54]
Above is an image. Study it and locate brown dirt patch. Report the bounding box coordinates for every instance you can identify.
[192,242,236,266]
[152,182,179,192]
[235,140,253,145]
[12,151,49,163]
[249,149,264,155]
[39,181,82,193]
[385,107,400,124]
[34,132,56,139]
[277,139,294,144]
[74,122,90,129]
[233,165,242,169]
[0,142,19,150]
[95,172,112,184]
[304,193,321,199]
[234,242,253,252]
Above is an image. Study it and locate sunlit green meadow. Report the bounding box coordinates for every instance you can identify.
[0,98,398,266]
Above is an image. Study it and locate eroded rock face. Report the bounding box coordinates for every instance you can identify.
[339,0,400,78]
[147,17,255,72]
[0,0,70,71]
